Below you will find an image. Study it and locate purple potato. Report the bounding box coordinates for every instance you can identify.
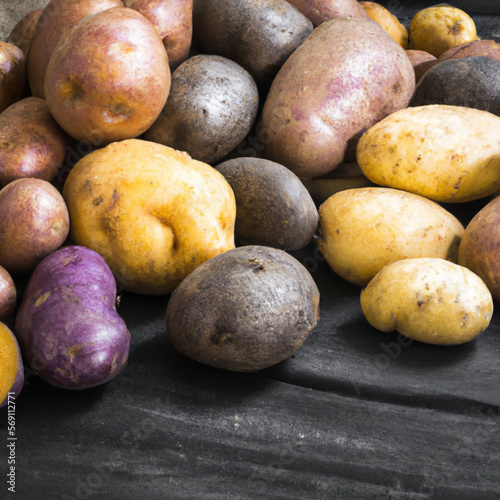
[0,321,24,407]
[0,266,16,321]
[15,245,130,389]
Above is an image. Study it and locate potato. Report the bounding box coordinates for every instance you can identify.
[144,55,259,164]
[124,0,192,69]
[62,139,236,295]
[215,157,318,250]
[436,39,500,64]
[7,8,43,59]
[357,105,500,203]
[409,5,477,57]
[0,178,70,276]
[360,1,408,49]
[27,0,124,99]
[257,17,415,178]
[0,41,25,114]
[316,187,465,286]
[360,258,493,345]
[166,245,320,372]
[44,7,170,146]
[458,195,500,302]
[0,322,24,407]
[0,266,16,321]
[286,0,367,26]
[410,57,500,116]
[405,49,437,82]
[15,245,130,389]
[0,97,68,187]
[193,0,313,88]
[300,162,373,204]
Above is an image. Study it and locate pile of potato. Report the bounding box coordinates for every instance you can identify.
[1,0,500,406]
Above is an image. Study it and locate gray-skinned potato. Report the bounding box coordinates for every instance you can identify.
[193,0,313,88]
[0,97,68,187]
[166,245,320,372]
[144,55,259,164]
[410,57,500,115]
[258,17,415,178]
[15,245,130,390]
[215,157,318,250]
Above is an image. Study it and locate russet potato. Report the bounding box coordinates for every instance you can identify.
[360,258,493,345]
[62,139,236,295]
[357,105,500,203]
[316,187,464,286]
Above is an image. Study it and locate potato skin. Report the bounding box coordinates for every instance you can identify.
[27,0,124,99]
[166,245,320,372]
[125,0,192,69]
[193,0,313,87]
[287,0,367,26]
[144,55,259,164]
[357,105,500,203]
[0,42,26,114]
[44,7,170,145]
[215,157,318,250]
[0,322,24,407]
[316,187,465,286]
[258,17,415,178]
[458,196,500,302]
[63,139,236,295]
[0,97,68,187]
[410,57,500,116]
[0,266,16,321]
[405,49,437,82]
[0,178,70,275]
[360,258,493,345]
[15,245,130,389]
[7,8,43,59]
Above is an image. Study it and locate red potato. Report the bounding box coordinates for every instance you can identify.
[287,0,368,26]
[0,178,70,276]
[27,0,124,99]
[7,8,43,59]
[0,266,16,321]
[125,0,192,69]
[0,42,26,114]
[0,97,68,188]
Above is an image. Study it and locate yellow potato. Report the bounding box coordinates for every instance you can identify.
[316,187,464,286]
[360,1,408,49]
[409,5,477,57]
[63,139,236,295]
[357,105,500,203]
[360,258,493,345]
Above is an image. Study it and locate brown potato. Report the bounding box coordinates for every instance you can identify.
[0,42,26,114]
[215,157,318,250]
[7,8,43,59]
[44,7,170,145]
[166,245,320,372]
[27,0,124,99]
[0,97,68,188]
[437,39,500,64]
[0,178,70,276]
[125,0,192,69]
[405,49,437,82]
[144,55,258,164]
[0,266,16,322]
[193,0,313,88]
[286,0,367,26]
[459,196,500,302]
[258,17,415,178]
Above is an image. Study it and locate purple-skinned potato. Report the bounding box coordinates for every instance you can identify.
[0,266,16,321]
[15,245,130,390]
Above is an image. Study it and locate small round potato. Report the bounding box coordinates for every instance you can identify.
[0,266,16,321]
[215,157,318,250]
[316,187,464,286]
[144,55,259,164]
[0,41,26,114]
[166,245,320,372]
[360,258,493,345]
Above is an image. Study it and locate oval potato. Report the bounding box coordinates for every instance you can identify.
[357,105,500,203]
[360,258,493,345]
[316,187,464,286]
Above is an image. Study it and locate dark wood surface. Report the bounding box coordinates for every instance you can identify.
[1,2,500,499]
